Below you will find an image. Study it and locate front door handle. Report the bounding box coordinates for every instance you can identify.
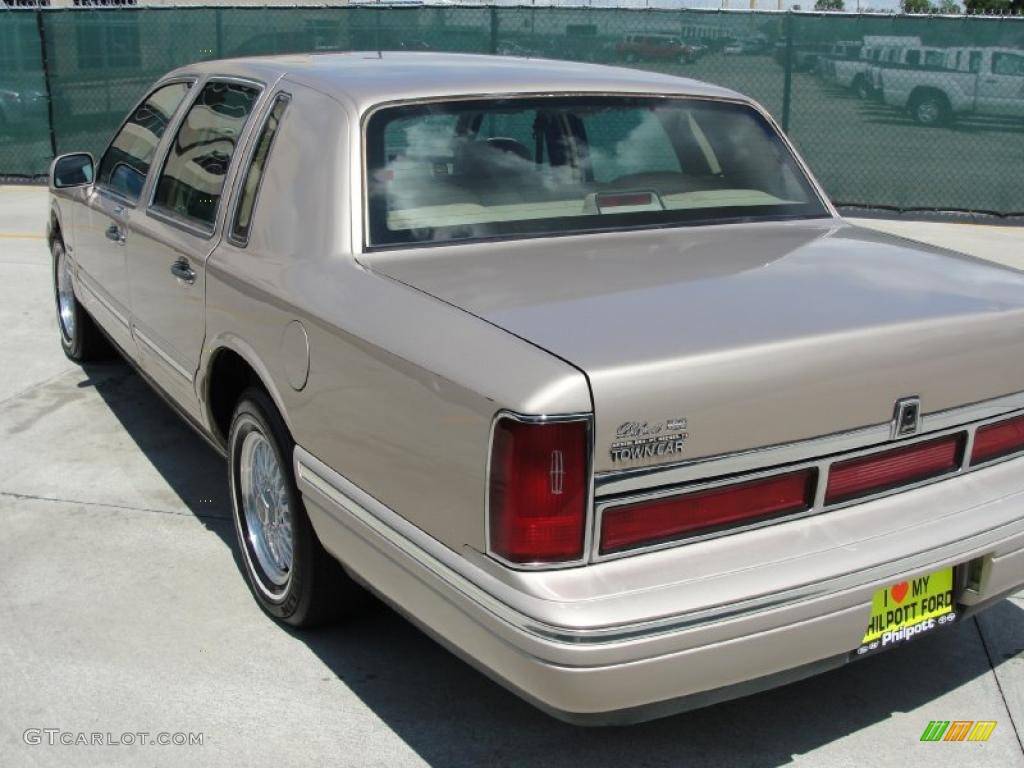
[105,224,126,245]
[170,258,196,285]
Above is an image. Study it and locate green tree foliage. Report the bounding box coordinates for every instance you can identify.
[964,0,1023,12]
[814,0,845,9]
[901,0,935,12]
[936,0,962,10]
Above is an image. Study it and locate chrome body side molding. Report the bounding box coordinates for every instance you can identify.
[132,327,194,382]
[293,444,1024,647]
[75,269,129,329]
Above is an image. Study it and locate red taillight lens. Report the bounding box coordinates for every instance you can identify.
[825,434,963,505]
[488,417,588,564]
[599,469,816,555]
[972,415,1024,465]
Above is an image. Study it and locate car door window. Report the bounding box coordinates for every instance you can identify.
[152,80,260,230]
[96,82,191,202]
[231,93,290,245]
[992,53,1024,77]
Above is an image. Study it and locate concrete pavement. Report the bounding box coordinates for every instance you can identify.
[1,185,1022,767]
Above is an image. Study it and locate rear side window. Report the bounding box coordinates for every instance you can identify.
[152,80,260,229]
[97,81,190,202]
[231,94,290,244]
[993,52,1024,77]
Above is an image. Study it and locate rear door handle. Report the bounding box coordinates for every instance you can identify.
[170,258,196,285]
[105,224,126,244]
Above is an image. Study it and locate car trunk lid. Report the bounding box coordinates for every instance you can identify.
[363,219,1024,474]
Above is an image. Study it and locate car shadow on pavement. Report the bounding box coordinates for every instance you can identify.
[81,360,234,550]
[296,598,1023,767]
[84,358,1023,767]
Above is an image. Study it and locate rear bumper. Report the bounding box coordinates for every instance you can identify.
[295,446,1024,724]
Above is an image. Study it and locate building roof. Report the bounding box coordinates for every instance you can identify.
[170,51,745,113]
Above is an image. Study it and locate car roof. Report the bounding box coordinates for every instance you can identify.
[167,51,744,114]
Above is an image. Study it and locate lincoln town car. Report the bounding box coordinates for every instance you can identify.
[47,53,1024,723]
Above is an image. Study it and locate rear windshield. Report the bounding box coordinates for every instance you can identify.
[364,96,828,248]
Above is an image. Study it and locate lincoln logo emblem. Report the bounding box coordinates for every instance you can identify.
[550,450,565,495]
[892,397,921,439]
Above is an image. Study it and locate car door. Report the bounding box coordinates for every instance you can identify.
[128,78,262,416]
[72,81,192,350]
[976,52,1024,117]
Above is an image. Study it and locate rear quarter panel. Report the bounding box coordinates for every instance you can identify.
[202,80,591,553]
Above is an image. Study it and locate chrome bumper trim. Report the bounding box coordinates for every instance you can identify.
[294,445,1024,650]
[595,389,1024,497]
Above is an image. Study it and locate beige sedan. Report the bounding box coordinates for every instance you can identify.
[48,52,1024,724]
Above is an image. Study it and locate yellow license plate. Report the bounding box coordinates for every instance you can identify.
[857,567,957,655]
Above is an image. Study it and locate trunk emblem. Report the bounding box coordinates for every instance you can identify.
[610,419,689,463]
[892,397,922,439]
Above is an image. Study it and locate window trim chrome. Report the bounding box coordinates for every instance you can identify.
[484,410,595,571]
[146,75,266,239]
[93,76,198,209]
[227,91,292,248]
[357,91,837,254]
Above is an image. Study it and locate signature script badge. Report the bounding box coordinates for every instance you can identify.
[610,418,688,463]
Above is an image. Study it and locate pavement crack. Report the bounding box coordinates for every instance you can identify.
[0,490,231,523]
[974,615,1024,753]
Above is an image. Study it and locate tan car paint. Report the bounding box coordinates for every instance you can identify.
[48,52,1024,723]
[200,78,591,552]
[366,219,1024,473]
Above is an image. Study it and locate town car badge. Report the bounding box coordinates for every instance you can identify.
[610,418,688,463]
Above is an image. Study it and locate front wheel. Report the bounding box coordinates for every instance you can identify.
[910,93,950,127]
[52,238,108,362]
[228,386,362,627]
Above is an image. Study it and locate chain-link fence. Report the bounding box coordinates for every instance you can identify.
[2,6,1023,214]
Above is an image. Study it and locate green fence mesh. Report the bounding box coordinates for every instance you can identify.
[2,6,1023,214]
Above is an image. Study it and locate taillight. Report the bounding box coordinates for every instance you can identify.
[825,433,963,505]
[600,469,816,555]
[972,415,1024,465]
[488,417,589,565]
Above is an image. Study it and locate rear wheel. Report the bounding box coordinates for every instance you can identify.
[228,386,362,627]
[853,75,871,100]
[909,92,950,127]
[52,238,109,362]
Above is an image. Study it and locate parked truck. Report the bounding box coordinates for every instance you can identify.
[867,45,948,100]
[881,47,1024,126]
[830,36,922,99]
